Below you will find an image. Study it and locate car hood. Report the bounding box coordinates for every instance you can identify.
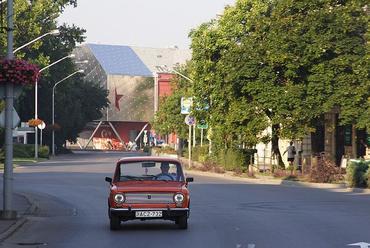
[113,181,186,193]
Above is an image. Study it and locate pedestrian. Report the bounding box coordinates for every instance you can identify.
[283,141,296,175]
[358,138,367,158]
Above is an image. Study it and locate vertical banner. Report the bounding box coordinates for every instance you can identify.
[181,97,193,114]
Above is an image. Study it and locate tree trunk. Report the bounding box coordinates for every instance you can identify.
[177,138,183,156]
[271,124,285,168]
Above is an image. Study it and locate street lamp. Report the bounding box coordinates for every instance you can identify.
[13,29,60,54]
[1,0,15,220]
[52,69,85,156]
[155,65,196,167]
[157,65,194,83]
[1,0,57,220]
[34,54,75,159]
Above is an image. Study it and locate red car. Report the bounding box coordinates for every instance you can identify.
[105,156,193,230]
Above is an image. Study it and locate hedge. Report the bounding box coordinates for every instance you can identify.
[346,160,370,188]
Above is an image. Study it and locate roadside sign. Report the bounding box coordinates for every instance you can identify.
[184,115,195,126]
[196,119,208,129]
[37,121,46,130]
[181,97,193,114]
[0,107,20,128]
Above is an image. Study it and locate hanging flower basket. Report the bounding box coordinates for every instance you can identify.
[0,59,39,98]
[28,118,43,127]
[0,59,39,85]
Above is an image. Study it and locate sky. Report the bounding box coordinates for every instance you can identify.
[57,0,236,49]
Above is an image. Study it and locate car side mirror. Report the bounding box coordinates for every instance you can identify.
[105,177,112,183]
[186,177,194,183]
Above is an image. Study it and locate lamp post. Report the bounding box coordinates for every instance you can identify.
[1,0,16,220]
[1,0,58,220]
[156,65,196,167]
[52,69,85,156]
[34,54,75,159]
[13,29,59,54]
[170,68,194,83]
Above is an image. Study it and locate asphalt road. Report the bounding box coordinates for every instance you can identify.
[1,151,369,248]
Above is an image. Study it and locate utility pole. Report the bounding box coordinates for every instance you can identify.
[1,0,17,219]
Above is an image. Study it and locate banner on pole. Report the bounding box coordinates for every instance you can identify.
[181,97,193,114]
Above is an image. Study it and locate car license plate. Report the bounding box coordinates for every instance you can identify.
[135,211,163,218]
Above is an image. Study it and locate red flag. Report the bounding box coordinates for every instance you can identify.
[114,87,123,111]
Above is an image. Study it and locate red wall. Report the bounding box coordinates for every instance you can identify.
[157,73,178,146]
[158,73,174,98]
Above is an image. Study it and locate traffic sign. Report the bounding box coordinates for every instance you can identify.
[0,107,20,128]
[184,115,195,125]
[196,119,208,129]
[37,121,46,130]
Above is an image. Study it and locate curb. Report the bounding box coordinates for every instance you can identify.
[0,217,27,242]
[185,168,370,194]
[0,193,38,241]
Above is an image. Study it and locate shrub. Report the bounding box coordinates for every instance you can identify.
[214,148,249,172]
[0,149,4,163]
[159,146,177,154]
[38,146,49,158]
[198,160,225,173]
[366,168,370,189]
[13,144,49,158]
[192,145,209,163]
[346,161,369,188]
[143,146,151,153]
[14,144,34,158]
[310,157,342,183]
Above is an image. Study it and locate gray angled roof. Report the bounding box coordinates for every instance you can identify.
[86,44,191,77]
[87,44,153,77]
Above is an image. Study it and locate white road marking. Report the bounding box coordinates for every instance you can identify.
[348,242,370,248]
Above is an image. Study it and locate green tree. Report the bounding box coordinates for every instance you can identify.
[190,1,273,155]
[152,65,192,140]
[52,79,108,149]
[190,0,369,167]
[0,0,109,152]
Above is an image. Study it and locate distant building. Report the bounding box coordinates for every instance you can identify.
[71,44,191,150]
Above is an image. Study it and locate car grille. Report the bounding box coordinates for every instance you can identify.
[125,193,174,204]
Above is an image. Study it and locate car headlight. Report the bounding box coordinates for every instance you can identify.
[114,194,125,204]
[174,193,184,204]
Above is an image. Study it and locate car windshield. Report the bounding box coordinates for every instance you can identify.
[118,161,185,182]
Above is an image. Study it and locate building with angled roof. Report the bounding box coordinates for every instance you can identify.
[72,44,191,150]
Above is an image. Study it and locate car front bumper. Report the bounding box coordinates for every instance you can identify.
[110,207,189,221]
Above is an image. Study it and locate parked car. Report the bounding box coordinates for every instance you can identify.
[105,156,193,230]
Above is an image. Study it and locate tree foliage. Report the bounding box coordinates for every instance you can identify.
[0,0,109,151]
[187,0,369,164]
[152,65,193,139]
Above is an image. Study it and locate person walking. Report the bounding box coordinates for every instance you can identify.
[283,141,296,175]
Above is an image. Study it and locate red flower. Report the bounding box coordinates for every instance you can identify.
[0,59,39,86]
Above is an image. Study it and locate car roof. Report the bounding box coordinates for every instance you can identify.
[117,156,181,164]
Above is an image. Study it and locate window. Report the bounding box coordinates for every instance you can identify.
[118,161,184,182]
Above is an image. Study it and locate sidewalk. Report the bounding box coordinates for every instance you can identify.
[0,192,37,241]
[185,166,370,194]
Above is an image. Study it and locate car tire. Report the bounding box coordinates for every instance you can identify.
[110,216,120,230]
[177,216,188,229]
